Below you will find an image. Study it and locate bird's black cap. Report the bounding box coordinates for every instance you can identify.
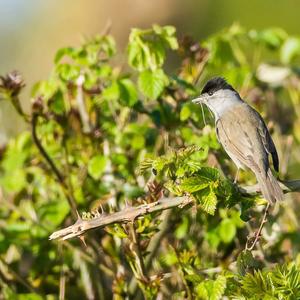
[201,77,235,95]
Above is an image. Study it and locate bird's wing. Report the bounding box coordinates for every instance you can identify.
[255,111,279,172]
[215,106,269,174]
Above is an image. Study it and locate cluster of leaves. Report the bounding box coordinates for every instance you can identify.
[0,23,300,299]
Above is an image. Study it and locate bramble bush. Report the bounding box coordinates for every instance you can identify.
[0,23,300,299]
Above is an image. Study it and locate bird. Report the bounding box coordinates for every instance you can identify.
[192,77,283,204]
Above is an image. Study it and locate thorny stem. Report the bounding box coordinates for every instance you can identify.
[246,202,270,251]
[49,196,193,241]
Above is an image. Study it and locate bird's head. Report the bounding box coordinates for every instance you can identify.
[192,77,237,105]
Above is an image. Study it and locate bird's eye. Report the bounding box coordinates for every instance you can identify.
[208,91,214,96]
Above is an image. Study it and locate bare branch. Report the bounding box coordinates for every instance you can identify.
[49,179,300,242]
[239,179,300,195]
[49,196,192,241]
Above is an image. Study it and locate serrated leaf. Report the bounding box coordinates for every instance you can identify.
[196,275,226,300]
[138,158,154,174]
[197,167,220,182]
[180,177,210,193]
[138,69,169,100]
[164,180,183,196]
[194,188,217,215]
[237,250,258,276]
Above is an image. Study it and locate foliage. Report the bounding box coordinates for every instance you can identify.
[0,23,300,299]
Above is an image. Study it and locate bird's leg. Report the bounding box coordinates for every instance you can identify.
[234,168,240,184]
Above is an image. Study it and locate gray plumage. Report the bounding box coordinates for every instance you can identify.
[192,77,283,203]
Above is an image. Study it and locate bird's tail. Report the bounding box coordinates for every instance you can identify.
[255,169,283,204]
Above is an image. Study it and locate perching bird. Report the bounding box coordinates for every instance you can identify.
[192,77,283,204]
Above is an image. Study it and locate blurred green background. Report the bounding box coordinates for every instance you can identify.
[1,0,300,143]
[1,2,300,299]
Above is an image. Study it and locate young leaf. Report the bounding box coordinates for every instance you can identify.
[194,188,217,215]
[138,69,169,100]
[180,177,210,193]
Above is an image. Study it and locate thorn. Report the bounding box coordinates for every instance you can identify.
[76,210,82,220]
[99,205,104,215]
[78,235,87,247]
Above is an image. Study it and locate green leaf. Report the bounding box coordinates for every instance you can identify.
[131,135,145,150]
[219,218,236,243]
[237,250,259,276]
[54,47,76,64]
[105,224,128,238]
[180,177,210,193]
[180,104,191,121]
[194,188,217,215]
[0,169,27,193]
[250,28,287,49]
[102,78,138,107]
[118,78,138,107]
[55,63,81,81]
[175,215,190,239]
[138,69,169,100]
[88,155,107,180]
[280,37,300,64]
[128,25,178,71]
[196,275,226,300]
[197,167,220,182]
[17,294,44,300]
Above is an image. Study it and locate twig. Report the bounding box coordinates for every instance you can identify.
[49,196,192,241]
[0,257,38,294]
[32,114,64,183]
[128,222,148,282]
[238,179,300,195]
[129,210,172,296]
[59,244,66,300]
[31,114,78,218]
[246,203,270,251]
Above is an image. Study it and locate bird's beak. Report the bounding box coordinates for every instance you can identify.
[192,94,206,104]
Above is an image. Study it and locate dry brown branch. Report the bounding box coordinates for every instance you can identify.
[49,196,192,241]
[49,179,300,242]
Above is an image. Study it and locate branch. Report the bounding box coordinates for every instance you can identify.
[238,179,300,195]
[245,202,270,251]
[32,113,78,218]
[49,179,300,242]
[49,196,192,241]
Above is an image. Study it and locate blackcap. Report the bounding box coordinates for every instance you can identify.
[192,77,283,203]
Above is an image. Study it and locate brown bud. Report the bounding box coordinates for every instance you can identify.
[0,71,25,97]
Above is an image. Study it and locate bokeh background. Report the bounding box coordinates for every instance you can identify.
[1,0,300,144]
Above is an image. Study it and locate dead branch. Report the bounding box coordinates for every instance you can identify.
[49,179,300,242]
[49,196,192,241]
